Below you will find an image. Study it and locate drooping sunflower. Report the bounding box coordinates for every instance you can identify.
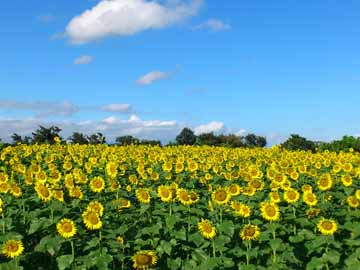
[132,250,157,269]
[82,210,103,230]
[35,183,52,202]
[56,218,77,239]
[2,239,24,259]
[136,188,151,204]
[284,189,300,204]
[157,185,172,202]
[89,176,105,193]
[260,202,280,222]
[176,188,192,206]
[303,192,318,206]
[86,201,104,216]
[198,218,216,239]
[212,187,231,205]
[306,208,321,218]
[317,218,337,235]
[240,224,260,241]
[347,196,359,208]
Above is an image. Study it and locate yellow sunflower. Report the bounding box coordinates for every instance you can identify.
[116,236,124,245]
[269,191,281,203]
[2,239,24,259]
[303,192,318,206]
[198,218,216,239]
[35,183,52,202]
[341,174,353,187]
[317,174,332,191]
[9,183,22,198]
[284,189,300,204]
[240,224,260,241]
[306,208,321,218]
[56,218,77,239]
[132,250,157,269]
[86,201,104,216]
[157,185,172,202]
[82,210,102,230]
[260,202,280,222]
[347,196,359,208]
[227,184,241,196]
[212,187,231,205]
[317,218,337,235]
[89,176,105,193]
[176,188,192,206]
[136,188,151,204]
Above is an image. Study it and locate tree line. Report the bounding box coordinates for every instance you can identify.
[1,125,359,152]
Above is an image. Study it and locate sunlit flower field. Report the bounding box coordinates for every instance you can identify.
[0,142,359,269]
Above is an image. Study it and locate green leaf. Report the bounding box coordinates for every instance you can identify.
[165,215,178,231]
[269,238,282,251]
[189,233,205,247]
[306,257,324,270]
[217,220,234,237]
[28,217,51,234]
[168,257,182,269]
[35,235,62,256]
[321,250,340,265]
[57,255,74,270]
[174,228,186,240]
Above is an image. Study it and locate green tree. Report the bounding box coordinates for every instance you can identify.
[68,132,89,144]
[175,128,197,145]
[11,133,31,144]
[31,125,62,144]
[115,135,139,146]
[139,139,162,146]
[281,134,316,152]
[87,133,106,145]
[318,136,360,152]
[196,132,220,146]
[244,134,267,148]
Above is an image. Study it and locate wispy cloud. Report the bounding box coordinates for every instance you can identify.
[74,55,93,65]
[0,100,79,118]
[101,104,132,113]
[136,71,170,85]
[194,19,231,31]
[65,0,203,44]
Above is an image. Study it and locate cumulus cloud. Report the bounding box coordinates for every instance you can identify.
[101,103,132,113]
[136,71,170,85]
[0,100,79,118]
[194,121,225,135]
[74,55,93,65]
[194,19,231,31]
[65,0,203,44]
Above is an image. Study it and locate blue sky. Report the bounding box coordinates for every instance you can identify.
[1,0,360,144]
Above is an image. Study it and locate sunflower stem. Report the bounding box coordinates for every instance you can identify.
[169,202,172,217]
[99,230,102,253]
[219,207,223,224]
[246,241,250,265]
[187,206,191,235]
[1,213,5,233]
[71,240,74,258]
[212,239,216,257]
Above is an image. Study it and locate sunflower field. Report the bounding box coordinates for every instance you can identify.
[0,142,360,270]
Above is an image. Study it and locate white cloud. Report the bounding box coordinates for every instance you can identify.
[74,55,93,65]
[0,115,180,143]
[0,100,78,118]
[235,129,247,136]
[194,19,231,31]
[194,121,225,135]
[101,103,132,113]
[136,71,170,85]
[65,0,203,44]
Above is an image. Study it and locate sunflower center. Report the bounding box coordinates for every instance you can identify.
[202,223,213,233]
[161,189,170,198]
[62,223,73,233]
[93,179,103,188]
[136,254,152,265]
[322,221,333,231]
[88,213,99,224]
[40,187,50,197]
[244,227,255,237]
[215,190,227,201]
[7,242,19,252]
[287,191,296,199]
[265,205,276,217]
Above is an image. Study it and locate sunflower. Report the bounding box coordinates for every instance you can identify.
[106,162,118,178]
[116,236,124,245]
[227,184,241,196]
[301,184,313,193]
[347,196,359,208]
[306,208,321,218]
[136,188,151,204]
[317,218,337,235]
[157,185,172,202]
[2,239,24,259]
[260,202,280,222]
[82,210,102,230]
[240,224,260,241]
[356,190,360,200]
[0,183,9,194]
[303,192,318,206]
[176,188,192,206]
[89,176,105,193]
[86,201,104,216]
[56,218,77,239]
[212,187,230,205]
[317,174,332,191]
[341,174,353,187]
[132,250,157,269]
[35,183,52,202]
[53,190,64,202]
[198,218,216,239]
[189,191,199,204]
[284,189,300,204]
[9,184,22,198]
[269,191,281,203]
